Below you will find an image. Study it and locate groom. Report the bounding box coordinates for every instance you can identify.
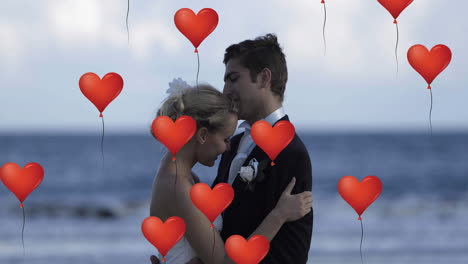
[151,34,313,264]
[213,33,313,263]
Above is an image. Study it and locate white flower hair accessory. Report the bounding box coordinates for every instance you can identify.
[166,77,192,96]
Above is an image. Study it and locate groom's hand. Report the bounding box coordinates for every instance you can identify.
[150,255,204,264]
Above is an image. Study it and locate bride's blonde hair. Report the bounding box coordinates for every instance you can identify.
[153,84,238,137]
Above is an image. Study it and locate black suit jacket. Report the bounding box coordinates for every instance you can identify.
[212,115,313,264]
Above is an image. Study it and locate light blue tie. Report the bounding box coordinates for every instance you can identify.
[228,127,253,185]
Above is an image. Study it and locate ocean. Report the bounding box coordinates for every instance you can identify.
[0,132,467,264]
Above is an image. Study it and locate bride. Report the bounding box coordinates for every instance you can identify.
[149,81,313,264]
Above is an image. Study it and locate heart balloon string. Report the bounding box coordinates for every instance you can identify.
[429,89,433,138]
[174,158,179,213]
[22,205,26,256]
[101,116,105,176]
[196,51,200,88]
[395,23,399,77]
[321,0,327,56]
[377,0,414,76]
[211,227,215,263]
[359,218,364,264]
[126,0,130,45]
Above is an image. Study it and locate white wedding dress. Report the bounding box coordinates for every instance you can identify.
[156,174,223,263]
[156,214,223,263]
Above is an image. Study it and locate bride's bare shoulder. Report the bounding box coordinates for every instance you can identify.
[153,168,192,192]
[152,167,192,199]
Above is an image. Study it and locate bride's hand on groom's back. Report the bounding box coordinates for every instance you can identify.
[274,177,313,222]
[150,255,204,264]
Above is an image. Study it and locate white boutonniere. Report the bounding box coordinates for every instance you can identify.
[239,158,259,183]
[166,77,192,96]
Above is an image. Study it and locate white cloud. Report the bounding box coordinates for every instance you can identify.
[49,0,102,43]
[46,0,183,60]
[0,23,25,70]
[129,21,182,60]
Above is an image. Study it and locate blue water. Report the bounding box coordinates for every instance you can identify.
[0,132,467,263]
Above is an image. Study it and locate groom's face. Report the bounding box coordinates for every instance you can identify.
[223,58,262,121]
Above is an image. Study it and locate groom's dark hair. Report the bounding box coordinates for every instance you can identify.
[223,33,288,102]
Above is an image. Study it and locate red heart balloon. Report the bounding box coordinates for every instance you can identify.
[141,216,186,259]
[152,116,197,160]
[174,8,219,52]
[225,235,270,264]
[190,183,234,225]
[337,176,382,220]
[79,72,124,117]
[377,0,414,23]
[0,162,44,207]
[407,44,452,89]
[250,120,295,166]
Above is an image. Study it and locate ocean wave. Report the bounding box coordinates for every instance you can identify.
[0,195,148,219]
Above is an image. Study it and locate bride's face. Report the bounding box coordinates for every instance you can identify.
[196,113,238,167]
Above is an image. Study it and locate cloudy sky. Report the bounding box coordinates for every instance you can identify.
[0,0,467,133]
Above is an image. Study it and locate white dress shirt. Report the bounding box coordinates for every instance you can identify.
[227,107,287,185]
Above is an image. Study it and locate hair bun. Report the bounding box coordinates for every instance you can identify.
[154,84,238,140]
